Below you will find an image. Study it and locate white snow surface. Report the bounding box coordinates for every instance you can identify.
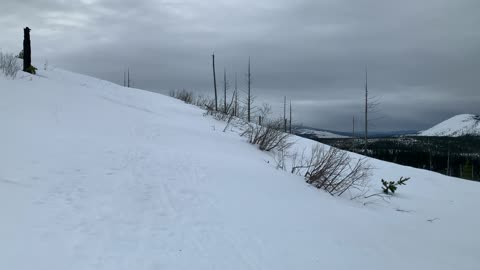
[419,114,480,137]
[296,128,349,138]
[1,69,479,270]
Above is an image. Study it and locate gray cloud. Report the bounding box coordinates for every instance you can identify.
[1,0,479,131]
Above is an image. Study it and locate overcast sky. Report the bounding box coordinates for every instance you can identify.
[1,0,479,131]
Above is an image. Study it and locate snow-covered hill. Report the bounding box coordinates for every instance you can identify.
[1,68,479,270]
[296,128,349,138]
[419,114,480,137]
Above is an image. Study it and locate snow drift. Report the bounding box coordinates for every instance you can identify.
[0,68,479,270]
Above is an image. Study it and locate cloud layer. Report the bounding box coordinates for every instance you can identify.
[2,0,479,131]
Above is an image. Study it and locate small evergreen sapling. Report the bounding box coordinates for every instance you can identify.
[24,65,37,74]
[381,177,410,194]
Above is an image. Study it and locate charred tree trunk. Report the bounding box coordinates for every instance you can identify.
[247,57,251,122]
[352,116,356,151]
[364,67,368,152]
[223,68,227,113]
[212,54,218,111]
[23,27,32,73]
[127,68,130,88]
[234,72,238,116]
[289,100,292,133]
[283,96,287,132]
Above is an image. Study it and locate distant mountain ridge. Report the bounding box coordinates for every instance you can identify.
[419,114,480,137]
[295,128,349,139]
[296,126,418,139]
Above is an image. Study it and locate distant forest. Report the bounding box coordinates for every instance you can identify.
[303,135,480,181]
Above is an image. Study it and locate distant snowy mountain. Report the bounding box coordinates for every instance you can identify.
[419,114,480,137]
[296,128,349,139]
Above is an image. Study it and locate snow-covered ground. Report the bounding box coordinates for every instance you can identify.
[419,114,480,137]
[296,128,349,138]
[1,68,479,270]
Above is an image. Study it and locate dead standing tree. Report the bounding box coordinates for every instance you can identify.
[363,67,380,153]
[364,67,368,152]
[247,57,252,122]
[234,72,239,117]
[289,100,292,133]
[23,27,33,74]
[352,116,356,151]
[283,96,287,132]
[127,68,131,87]
[223,68,228,113]
[212,53,218,111]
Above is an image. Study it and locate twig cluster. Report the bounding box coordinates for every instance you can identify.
[0,52,21,79]
[241,119,291,151]
[289,146,371,196]
[169,89,194,104]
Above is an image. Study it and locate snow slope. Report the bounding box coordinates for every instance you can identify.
[1,69,479,270]
[296,128,349,138]
[419,114,480,137]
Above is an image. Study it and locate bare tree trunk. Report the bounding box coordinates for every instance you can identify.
[123,70,126,87]
[23,27,32,73]
[289,100,292,133]
[352,116,356,151]
[223,68,227,113]
[212,54,218,111]
[127,68,130,88]
[364,67,368,152]
[283,96,287,132]
[247,57,251,122]
[234,72,238,116]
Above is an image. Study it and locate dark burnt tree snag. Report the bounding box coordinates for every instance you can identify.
[23,27,32,73]
[22,27,36,74]
[212,53,218,111]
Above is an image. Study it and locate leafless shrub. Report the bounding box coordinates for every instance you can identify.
[169,89,194,104]
[291,145,371,196]
[206,108,236,122]
[223,113,235,132]
[258,103,272,119]
[202,97,217,111]
[274,143,289,170]
[203,107,228,122]
[203,91,240,122]
[241,118,290,151]
[193,94,211,108]
[0,52,21,79]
